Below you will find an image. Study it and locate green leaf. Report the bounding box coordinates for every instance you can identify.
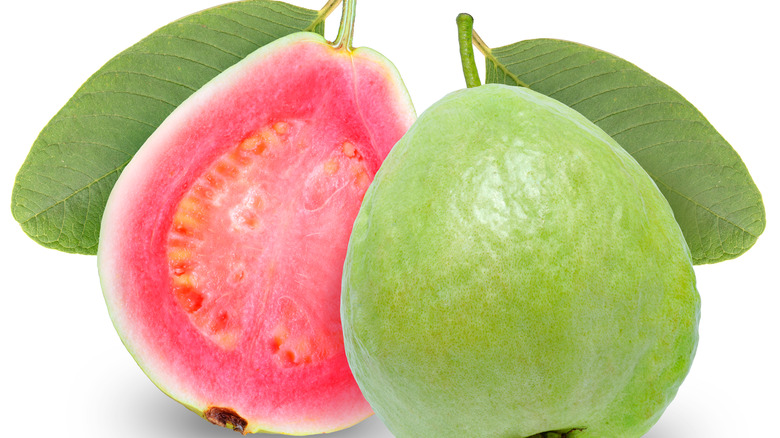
[11,0,329,255]
[484,38,765,264]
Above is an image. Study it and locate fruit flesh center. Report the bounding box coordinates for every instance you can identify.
[166,120,370,355]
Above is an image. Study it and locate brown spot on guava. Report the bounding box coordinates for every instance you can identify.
[205,407,248,434]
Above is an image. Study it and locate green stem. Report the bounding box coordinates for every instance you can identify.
[457,13,481,88]
[332,0,357,51]
[456,13,530,89]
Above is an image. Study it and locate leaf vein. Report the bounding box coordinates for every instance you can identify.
[511,51,606,84]
[657,162,724,177]
[492,40,565,64]
[90,70,198,92]
[122,50,223,73]
[630,138,719,156]
[651,176,759,238]
[591,100,688,123]
[20,163,130,228]
[144,33,244,59]
[500,45,574,70]
[545,68,637,98]
[57,140,135,157]
[609,117,712,139]
[568,84,668,108]
[185,21,263,48]
[221,6,304,32]
[69,89,179,109]
[48,113,158,130]
[202,10,280,40]
[268,1,318,21]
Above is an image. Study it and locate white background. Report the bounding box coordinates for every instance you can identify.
[1,1,778,437]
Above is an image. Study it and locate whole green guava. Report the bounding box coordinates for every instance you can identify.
[341,84,700,437]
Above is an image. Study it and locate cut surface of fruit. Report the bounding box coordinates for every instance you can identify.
[98,31,414,435]
[165,121,372,352]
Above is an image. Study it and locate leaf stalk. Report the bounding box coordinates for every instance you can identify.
[471,28,490,58]
[306,0,341,32]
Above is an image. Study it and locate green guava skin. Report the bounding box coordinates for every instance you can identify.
[341,84,700,437]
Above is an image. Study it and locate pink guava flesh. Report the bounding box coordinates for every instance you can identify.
[97,33,414,434]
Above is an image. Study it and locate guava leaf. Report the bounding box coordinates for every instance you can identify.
[11,0,329,255]
[484,38,765,264]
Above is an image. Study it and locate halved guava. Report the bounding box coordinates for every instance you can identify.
[97,31,415,435]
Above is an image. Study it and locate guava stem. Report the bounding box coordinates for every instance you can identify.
[456,14,530,89]
[332,0,357,51]
[457,13,482,88]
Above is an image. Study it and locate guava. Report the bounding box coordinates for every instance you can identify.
[96,24,415,435]
[341,84,699,437]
